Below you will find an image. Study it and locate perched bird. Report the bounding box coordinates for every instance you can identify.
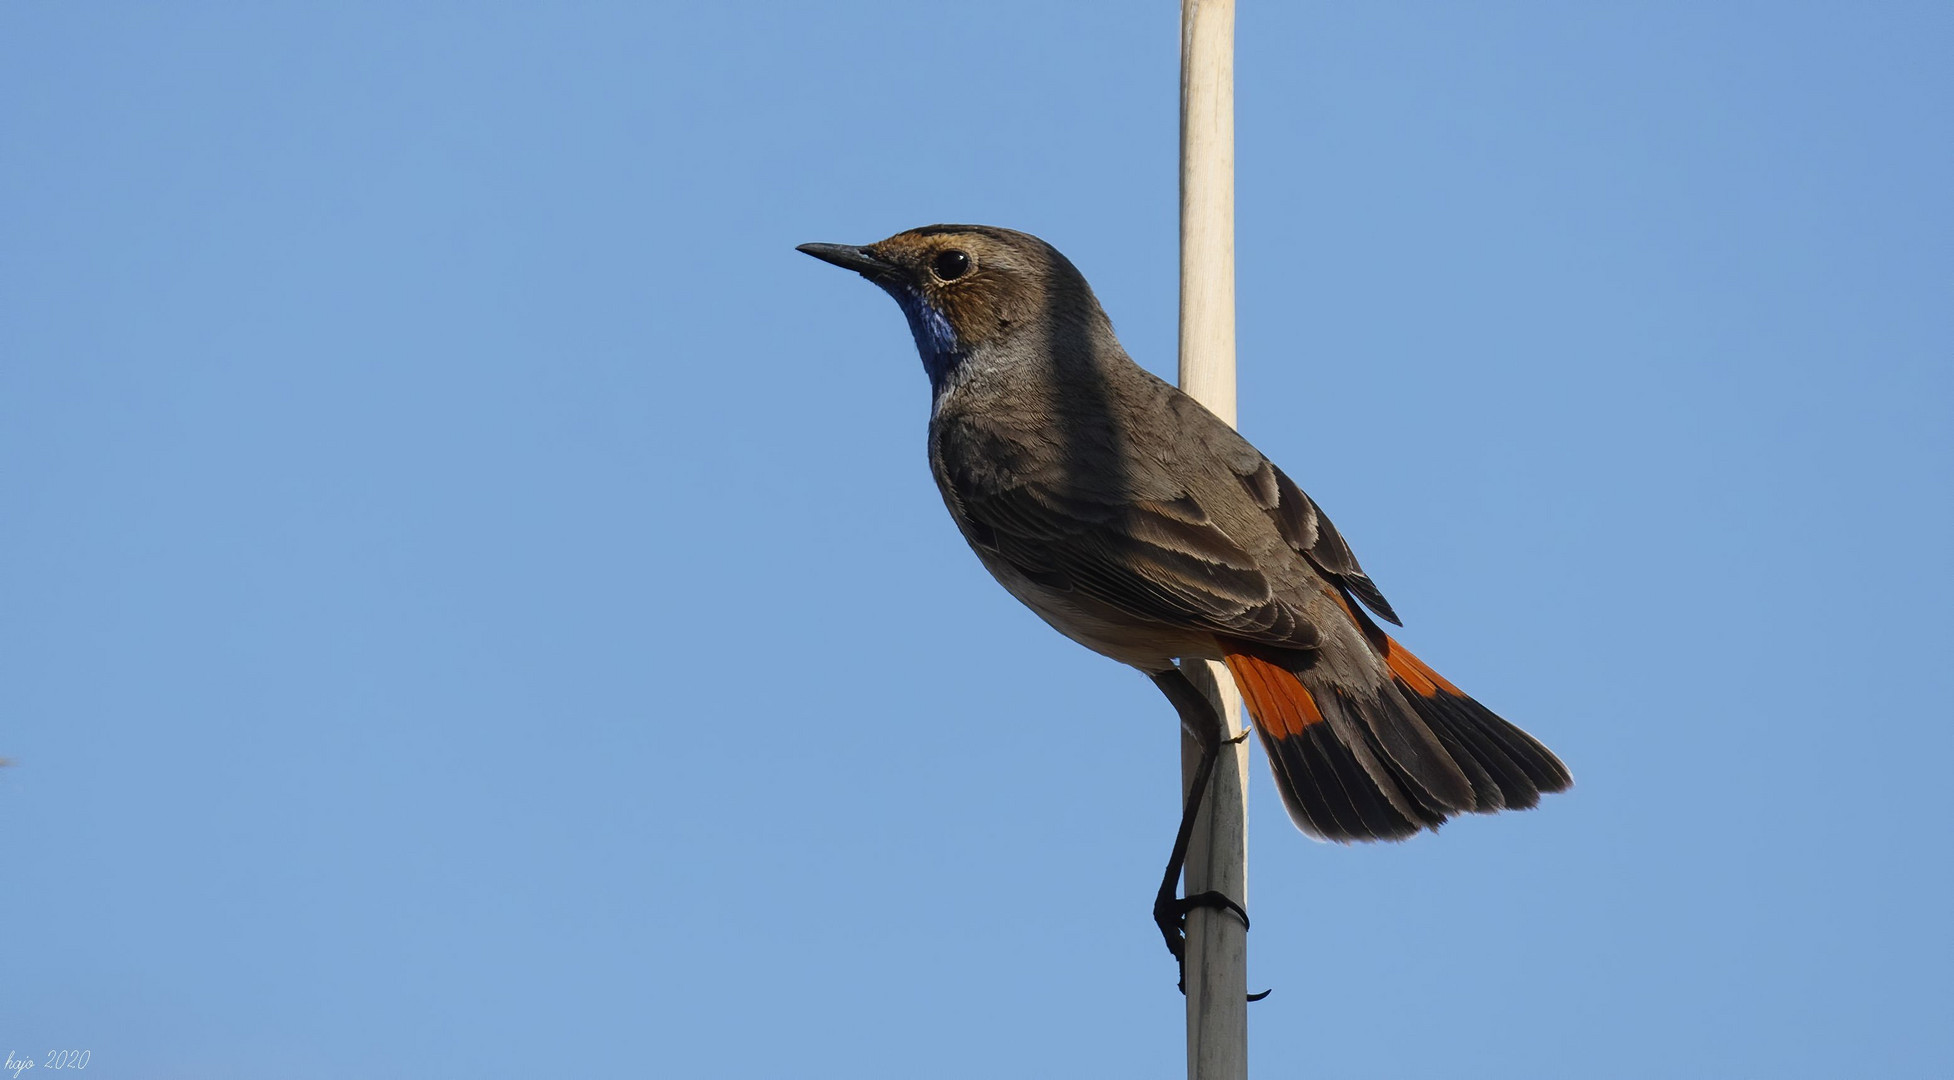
[798,225,1570,977]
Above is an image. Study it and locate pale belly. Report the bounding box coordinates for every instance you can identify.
[971,546,1223,673]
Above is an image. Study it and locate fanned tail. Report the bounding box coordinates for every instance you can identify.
[1220,636,1570,843]
[1374,632,1571,812]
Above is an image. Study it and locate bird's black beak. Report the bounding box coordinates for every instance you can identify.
[796,242,895,279]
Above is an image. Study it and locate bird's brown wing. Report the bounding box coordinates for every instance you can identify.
[938,464,1325,650]
[1229,454,1401,626]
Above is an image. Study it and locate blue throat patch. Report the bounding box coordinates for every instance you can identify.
[881,282,963,394]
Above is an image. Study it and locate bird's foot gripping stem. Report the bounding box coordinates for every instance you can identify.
[1149,669,1271,1001]
[1155,855,1270,1001]
[1154,887,1256,987]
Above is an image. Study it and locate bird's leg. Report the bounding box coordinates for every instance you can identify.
[1149,666,1254,993]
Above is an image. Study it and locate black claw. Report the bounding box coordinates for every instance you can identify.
[1180,890,1250,931]
[1159,889,1258,997]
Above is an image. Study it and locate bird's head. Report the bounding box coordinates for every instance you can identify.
[797,225,1103,396]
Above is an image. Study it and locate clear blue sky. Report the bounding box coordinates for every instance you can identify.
[4,4,1949,1077]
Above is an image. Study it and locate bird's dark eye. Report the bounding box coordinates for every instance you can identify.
[932,249,971,281]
